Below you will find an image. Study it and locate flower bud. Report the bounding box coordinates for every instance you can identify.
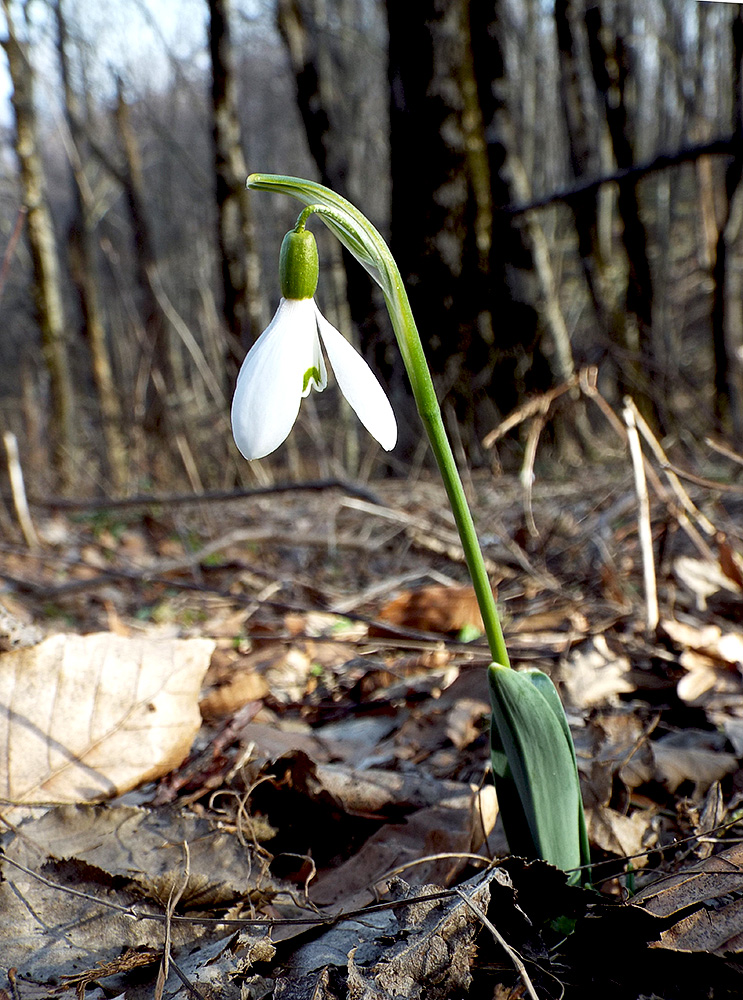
[279,228,319,300]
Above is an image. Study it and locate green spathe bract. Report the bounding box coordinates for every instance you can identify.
[246,173,589,882]
[280,228,319,300]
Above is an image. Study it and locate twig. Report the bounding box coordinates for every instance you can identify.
[3,431,39,550]
[454,887,541,1000]
[580,368,715,558]
[168,957,210,1000]
[482,376,577,448]
[521,413,546,538]
[705,436,743,468]
[631,408,717,544]
[623,401,658,631]
[505,135,736,216]
[17,479,384,511]
[156,842,191,1000]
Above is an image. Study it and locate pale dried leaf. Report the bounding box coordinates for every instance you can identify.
[561,636,633,708]
[653,731,738,793]
[673,556,741,611]
[663,617,743,668]
[0,632,214,804]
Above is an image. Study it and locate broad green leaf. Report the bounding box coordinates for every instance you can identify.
[488,664,584,876]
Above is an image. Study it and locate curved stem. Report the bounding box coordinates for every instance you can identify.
[248,174,510,668]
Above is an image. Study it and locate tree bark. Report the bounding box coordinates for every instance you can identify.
[712,9,743,443]
[114,83,175,446]
[584,3,659,430]
[208,0,265,352]
[55,0,128,492]
[276,0,393,444]
[2,0,77,490]
[386,0,542,460]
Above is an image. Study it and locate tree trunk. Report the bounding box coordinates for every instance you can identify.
[276,0,393,445]
[712,9,743,443]
[2,0,77,491]
[387,0,542,461]
[208,0,265,353]
[584,3,659,430]
[114,83,175,448]
[55,0,128,493]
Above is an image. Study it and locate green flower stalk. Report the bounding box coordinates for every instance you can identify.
[240,173,589,881]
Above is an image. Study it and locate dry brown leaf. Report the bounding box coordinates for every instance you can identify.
[0,632,214,805]
[585,804,654,861]
[560,636,633,708]
[372,585,490,636]
[652,898,743,955]
[634,842,743,920]
[653,731,738,793]
[718,534,743,591]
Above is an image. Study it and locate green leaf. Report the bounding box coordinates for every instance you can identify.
[488,664,586,878]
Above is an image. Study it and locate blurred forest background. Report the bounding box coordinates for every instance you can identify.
[0,0,742,497]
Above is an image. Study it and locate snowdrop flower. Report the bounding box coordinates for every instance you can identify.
[231,227,397,460]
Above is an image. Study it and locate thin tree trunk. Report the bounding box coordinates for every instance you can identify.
[276,0,391,434]
[55,0,127,492]
[712,9,743,442]
[584,4,659,430]
[2,0,77,490]
[208,0,265,353]
[114,83,174,449]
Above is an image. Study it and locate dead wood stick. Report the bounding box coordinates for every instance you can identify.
[3,431,39,550]
[482,375,577,448]
[623,401,659,631]
[521,412,546,538]
[705,436,743,468]
[630,408,716,543]
[580,369,714,559]
[21,478,383,511]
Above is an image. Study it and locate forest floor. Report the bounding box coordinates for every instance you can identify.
[2,448,743,999]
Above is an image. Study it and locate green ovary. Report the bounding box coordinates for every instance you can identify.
[303,366,321,392]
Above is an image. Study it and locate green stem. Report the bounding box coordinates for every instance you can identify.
[308,206,509,668]
[246,173,510,668]
[386,287,510,669]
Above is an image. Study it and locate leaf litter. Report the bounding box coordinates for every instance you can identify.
[3,449,743,996]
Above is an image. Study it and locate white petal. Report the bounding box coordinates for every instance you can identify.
[314,304,397,451]
[231,298,326,460]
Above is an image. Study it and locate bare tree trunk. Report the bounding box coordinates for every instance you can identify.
[712,9,743,443]
[113,83,175,451]
[584,4,659,431]
[385,0,544,461]
[276,0,391,433]
[55,0,127,492]
[2,0,77,490]
[208,0,265,353]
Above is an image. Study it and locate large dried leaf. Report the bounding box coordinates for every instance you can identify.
[345,874,492,1000]
[0,632,214,804]
[634,843,743,955]
[0,803,275,979]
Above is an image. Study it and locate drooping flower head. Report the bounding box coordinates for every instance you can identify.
[231,225,397,461]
